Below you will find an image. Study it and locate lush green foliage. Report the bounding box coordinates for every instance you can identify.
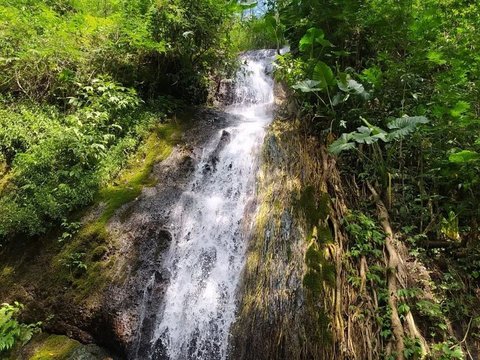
[270,0,480,356]
[343,211,384,259]
[0,302,41,353]
[274,0,480,236]
[0,0,241,242]
[230,12,283,52]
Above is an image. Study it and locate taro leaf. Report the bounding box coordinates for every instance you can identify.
[299,27,333,52]
[387,116,428,140]
[292,80,321,93]
[351,128,374,144]
[328,133,356,155]
[337,72,369,99]
[337,72,349,91]
[448,150,480,163]
[332,92,349,106]
[347,79,369,99]
[312,61,335,89]
[351,126,387,144]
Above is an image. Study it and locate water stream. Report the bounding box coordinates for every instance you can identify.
[148,50,276,360]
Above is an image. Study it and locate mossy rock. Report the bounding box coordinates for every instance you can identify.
[303,270,322,296]
[305,243,323,271]
[9,334,111,360]
[28,335,79,360]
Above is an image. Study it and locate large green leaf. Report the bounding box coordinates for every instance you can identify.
[328,133,356,155]
[387,116,429,140]
[449,150,480,163]
[337,73,369,99]
[312,61,335,89]
[299,27,333,52]
[292,80,322,93]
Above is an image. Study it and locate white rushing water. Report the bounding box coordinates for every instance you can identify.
[151,49,276,360]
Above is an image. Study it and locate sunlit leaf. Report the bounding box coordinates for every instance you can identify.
[427,50,447,65]
[450,101,470,118]
[299,27,333,52]
[448,150,480,163]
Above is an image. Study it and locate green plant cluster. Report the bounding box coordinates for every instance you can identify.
[272,0,480,235]
[344,211,384,259]
[267,0,480,354]
[0,0,241,243]
[0,302,41,353]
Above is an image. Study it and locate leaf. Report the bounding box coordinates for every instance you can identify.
[386,116,428,140]
[450,101,470,118]
[292,80,321,93]
[398,303,411,314]
[337,73,370,99]
[332,92,349,106]
[299,27,333,52]
[360,66,383,87]
[427,50,447,65]
[328,133,356,155]
[448,150,480,163]
[312,61,335,89]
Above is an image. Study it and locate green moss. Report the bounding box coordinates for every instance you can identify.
[317,224,333,244]
[0,265,14,279]
[303,270,322,296]
[91,245,108,261]
[316,309,333,344]
[28,335,80,360]
[305,243,323,271]
[97,122,181,226]
[317,192,330,222]
[298,186,318,228]
[298,187,331,232]
[321,263,336,288]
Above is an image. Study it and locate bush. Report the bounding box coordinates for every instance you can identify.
[0,302,41,353]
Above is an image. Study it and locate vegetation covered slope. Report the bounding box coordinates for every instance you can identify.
[0,0,241,241]
[257,0,480,359]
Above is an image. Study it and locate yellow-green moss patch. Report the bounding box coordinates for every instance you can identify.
[28,334,80,360]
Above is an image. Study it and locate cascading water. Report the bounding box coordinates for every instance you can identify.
[149,49,276,360]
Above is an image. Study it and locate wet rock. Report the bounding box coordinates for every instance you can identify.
[203,130,231,174]
[215,79,235,106]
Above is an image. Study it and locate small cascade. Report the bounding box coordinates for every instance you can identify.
[147,49,276,360]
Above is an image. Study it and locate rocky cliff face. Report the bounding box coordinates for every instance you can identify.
[230,117,347,360]
[84,109,239,358]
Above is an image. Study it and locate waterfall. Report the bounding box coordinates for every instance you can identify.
[148,49,276,360]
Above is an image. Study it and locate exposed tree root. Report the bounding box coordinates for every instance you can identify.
[367,182,429,359]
